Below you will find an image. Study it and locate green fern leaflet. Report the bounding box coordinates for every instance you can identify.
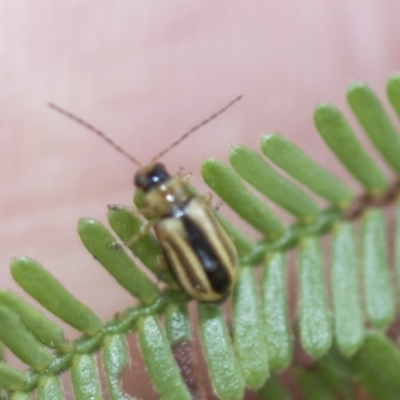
[3,75,400,399]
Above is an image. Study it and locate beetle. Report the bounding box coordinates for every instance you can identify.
[49,97,241,302]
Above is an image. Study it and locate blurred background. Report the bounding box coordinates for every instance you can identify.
[1,1,400,398]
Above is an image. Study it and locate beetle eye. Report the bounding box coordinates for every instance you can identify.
[150,163,169,185]
[134,173,146,188]
[134,163,170,192]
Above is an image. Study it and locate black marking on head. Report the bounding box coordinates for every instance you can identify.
[134,163,171,192]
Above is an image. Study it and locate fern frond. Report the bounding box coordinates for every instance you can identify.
[2,75,400,399]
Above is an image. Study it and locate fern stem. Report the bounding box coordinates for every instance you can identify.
[18,293,181,393]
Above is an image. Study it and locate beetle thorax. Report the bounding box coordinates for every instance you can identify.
[143,177,191,216]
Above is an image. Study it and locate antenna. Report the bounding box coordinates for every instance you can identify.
[49,95,242,167]
[48,103,143,167]
[150,95,243,162]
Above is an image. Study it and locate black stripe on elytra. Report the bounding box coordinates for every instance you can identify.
[182,216,230,294]
[160,231,206,293]
[206,208,237,265]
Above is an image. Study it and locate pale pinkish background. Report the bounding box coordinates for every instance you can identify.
[1,1,400,399]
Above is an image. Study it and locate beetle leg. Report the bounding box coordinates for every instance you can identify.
[108,203,155,220]
[177,166,185,176]
[107,204,136,213]
[182,173,193,185]
[214,201,223,212]
[109,221,156,250]
[124,220,156,247]
[200,192,213,205]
